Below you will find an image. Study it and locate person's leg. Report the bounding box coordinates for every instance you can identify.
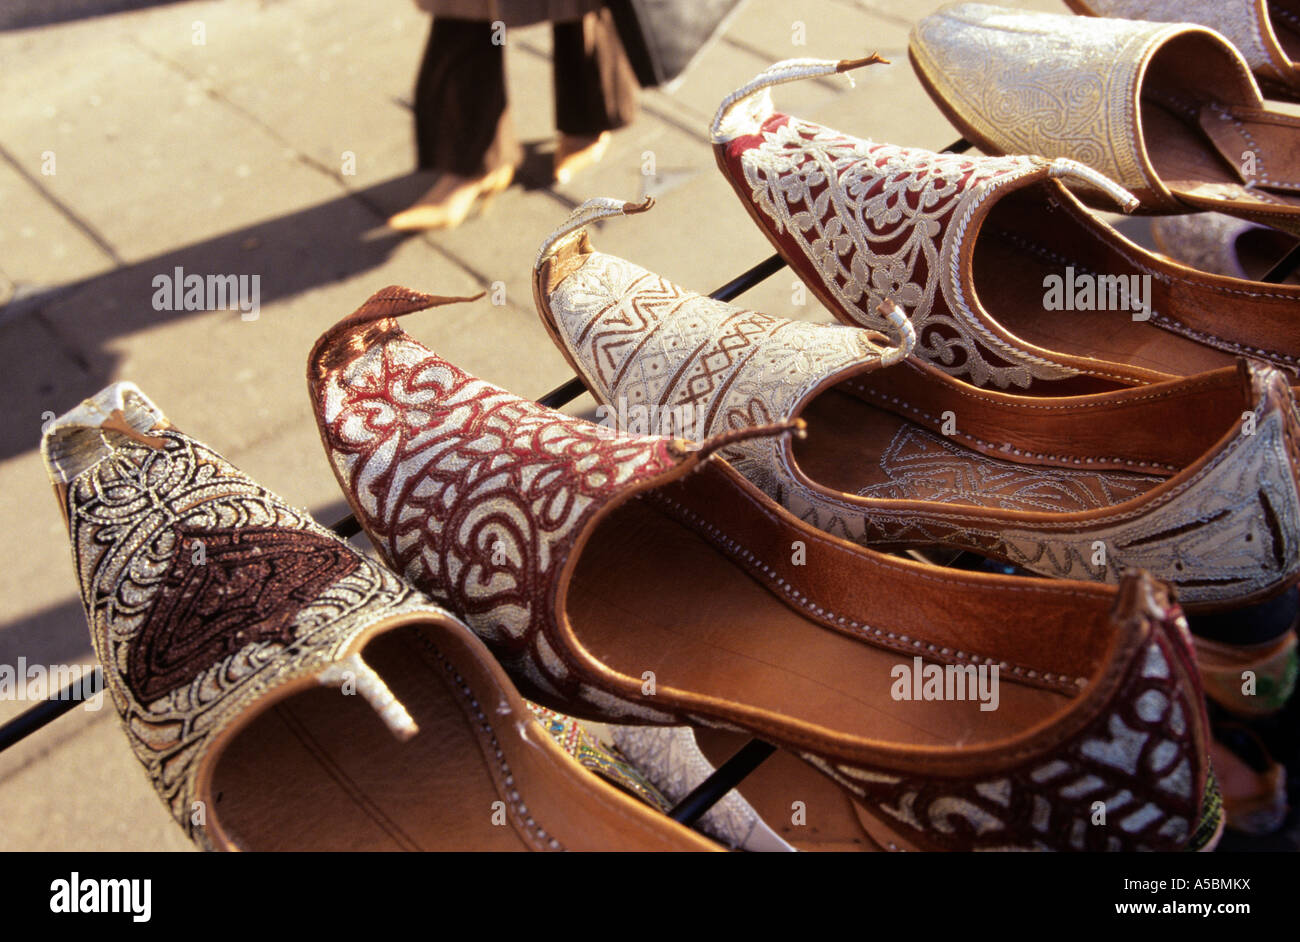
[413,17,521,175]
[552,8,639,138]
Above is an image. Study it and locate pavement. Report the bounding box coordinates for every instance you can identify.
[0,0,1146,850]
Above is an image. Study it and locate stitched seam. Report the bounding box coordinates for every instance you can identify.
[1044,192,1300,298]
[1148,311,1299,366]
[994,225,1298,365]
[668,466,1132,595]
[408,629,566,851]
[849,369,1223,411]
[845,382,1183,472]
[831,401,1275,531]
[652,492,1088,690]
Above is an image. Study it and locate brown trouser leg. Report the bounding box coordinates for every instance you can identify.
[413,17,520,176]
[413,10,640,176]
[553,8,640,137]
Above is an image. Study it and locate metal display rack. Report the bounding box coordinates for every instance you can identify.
[6,134,1300,839]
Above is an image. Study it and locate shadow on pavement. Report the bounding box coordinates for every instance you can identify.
[1,0,188,32]
[0,171,474,462]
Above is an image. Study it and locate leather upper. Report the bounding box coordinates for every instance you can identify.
[308,287,1221,850]
[308,287,703,721]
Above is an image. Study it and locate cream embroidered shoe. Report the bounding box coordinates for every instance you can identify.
[910,4,1300,232]
[532,199,1300,614]
[1065,0,1300,102]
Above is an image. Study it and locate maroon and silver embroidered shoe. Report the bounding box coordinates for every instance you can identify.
[306,286,1222,851]
[712,57,1300,393]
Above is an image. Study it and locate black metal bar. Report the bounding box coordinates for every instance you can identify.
[536,376,587,410]
[668,738,778,827]
[0,667,102,753]
[709,253,787,303]
[331,514,362,539]
[1261,240,1300,284]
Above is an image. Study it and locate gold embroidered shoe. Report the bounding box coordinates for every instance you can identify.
[533,200,1300,614]
[1065,0,1300,102]
[910,3,1300,233]
[41,382,719,851]
[710,57,1300,391]
[309,286,1221,852]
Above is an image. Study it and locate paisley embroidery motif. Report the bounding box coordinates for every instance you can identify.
[59,422,440,846]
[128,526,359,702]
[859,426,1163,513]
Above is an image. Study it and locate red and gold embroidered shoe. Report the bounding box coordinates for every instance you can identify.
[532,200,1300,616]
[307,286,1222,851]
[41,383,719,851]
[711,57,1300,393]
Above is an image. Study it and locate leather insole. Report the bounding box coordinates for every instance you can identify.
[1142,35,1300,215]
[209,627,531,851]
[973,217,1237,378]
[973,186,1300,380]
[793,388,1164,514]
[209,622,717,852]
[567,499,1073,749]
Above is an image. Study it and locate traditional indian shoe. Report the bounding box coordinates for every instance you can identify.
[1152,213,1300,283]
[524,703,672,807]
[530,707,794,849]
[1190,601,1299,717]
[710,57,1300,391]
[1064,0,1300,103]
[40,382,718,851]
[555,131,611,184]
[532,199,1300,614]
[308,285,1222,852]
[1199,632,1299,717]
[605,724,796,851]
[1210,724,1289,834]
[386,164,515,232]
[531,707,794,850]
[910,4,1300,233]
